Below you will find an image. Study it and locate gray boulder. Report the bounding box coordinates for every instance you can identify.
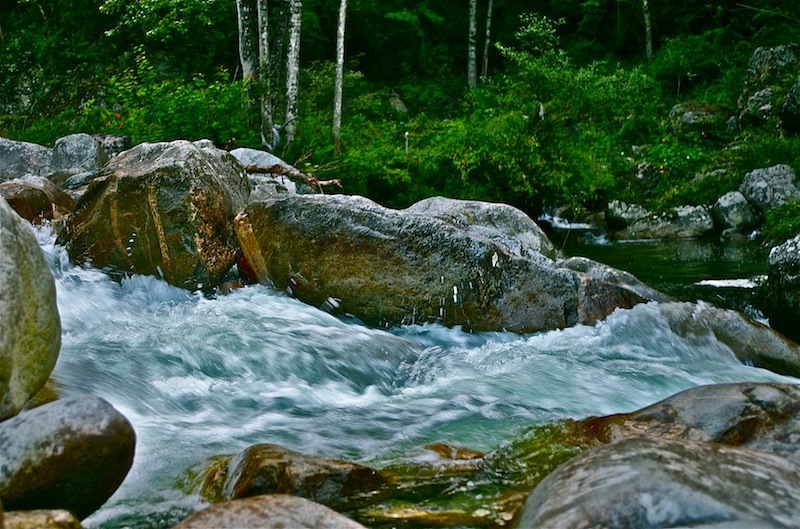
[0,395,135,520]
[605,200,650,230]
[739,164,800,214]
[737,44,800,127]
[171,495,368,529]
[235,194,581,333]
[59,140,250,291]
[757,234,800,343]
[405,196,557,260]
[614,205,715,240]
[711,191,757,235]
[0,137,52,182]
[0,198,61,420]
[50,134,108,178]
[230,147,316,197]
[91,134,131,159]
[657,301,800,378]
[667,102,725,138]
[575,382,800,464]
[517,437,800,529]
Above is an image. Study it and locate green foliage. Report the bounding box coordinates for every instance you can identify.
[762,200,800,246]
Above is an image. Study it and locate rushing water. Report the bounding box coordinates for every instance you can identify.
[31,224,798,528]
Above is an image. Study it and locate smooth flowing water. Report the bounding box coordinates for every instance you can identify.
[32,225,798,528]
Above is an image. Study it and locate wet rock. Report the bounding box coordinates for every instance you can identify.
[757,234,800,343]
[0,395,135,520]
[197,443,386,508]
[50,134,108,182]
[605,200,650,230]
[739,164,800,215]
[405,196,557,260]
[0,137,52,182]
[557,256,673,304]
[656,301,800,378]
[614,205,715,240]
[171,495,368,529]
[235,194,580,333]
[0,177,76,223]
[59,140,250,291]
[0,198,61,420]
[517,437,800,529]
[711,191,757,235]
[574,382,800,464]
[3,510,82,529]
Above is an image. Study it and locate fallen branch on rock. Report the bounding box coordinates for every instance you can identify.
[244,164,342,194]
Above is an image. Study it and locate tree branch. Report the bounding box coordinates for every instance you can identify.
[244,164,341,194]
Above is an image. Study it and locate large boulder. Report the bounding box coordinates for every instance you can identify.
[656,301,800,378]
[0,137,52,182]
[605,200,650,230]
[0,177,76,223]
[0,395,135,520]
[58,140,250,291]
[234,194,581,333]
[50,134,108,179]
[171,495,368,529]
[517,437,800,529]
[711,190,757,235]
[738,164,800,215]
[613,205,715,240]
[574,382,800,464]
[194,444,387,508]
[737,44,800,128]
[3,510,82,529]
[0,198,61,420]
[757,234,800,343]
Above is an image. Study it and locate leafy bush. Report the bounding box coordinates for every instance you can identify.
[762,200,800,245]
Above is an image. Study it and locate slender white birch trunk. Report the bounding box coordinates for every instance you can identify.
[333,0,348,157]
[236,0,258,79]
[481,0,493,80]
[467,0,478,88]
[284,0,303,146]
[257,0,274,146]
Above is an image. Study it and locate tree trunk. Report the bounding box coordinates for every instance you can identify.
[467,0,478,88]
[333,0,348,157]
[284,0,303,146]
[642,0,653,62]
[257,0,275,147]
[481,0,493,80]
[236,0,258,79]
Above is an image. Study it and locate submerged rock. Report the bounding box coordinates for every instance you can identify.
[193,443,387,508]
[0,198,61,420]
[758,234,800,343]
[58,140,250,291]
[171,495,368,529]
[235,194,580,333]
[0,395,136,520]
[574,382,800,464]
[656,301,800,377]
[517,437,800,529]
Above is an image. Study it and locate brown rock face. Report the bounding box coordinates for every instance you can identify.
[59,140,249,290]
[0,178,76,223]
[235,194,580,333]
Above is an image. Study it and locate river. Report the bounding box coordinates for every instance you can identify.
[32,224,797,528]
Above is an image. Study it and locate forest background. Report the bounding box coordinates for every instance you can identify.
[2,0,800,242]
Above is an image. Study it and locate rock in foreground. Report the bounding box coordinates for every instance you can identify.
[0,197,61,420]
[172,495,368,529]
[0,395,136,520]
[517,437,800,529]
[59,140,250,290]
[235,194,580,333]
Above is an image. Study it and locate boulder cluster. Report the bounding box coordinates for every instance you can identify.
[2,130,800,528]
